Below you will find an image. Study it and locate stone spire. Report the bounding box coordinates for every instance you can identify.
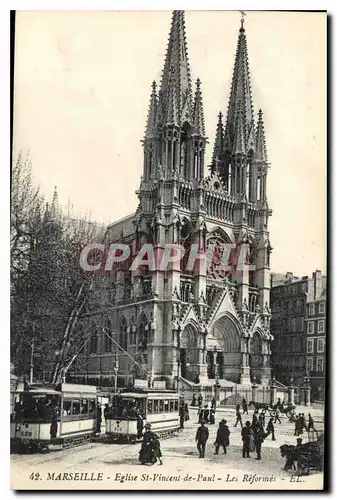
[159,10,193,126]
[144,81,158,139]
[210,111,224,174]
[223,18,255,155]
[255,109,268,162]
[192,78,206,136]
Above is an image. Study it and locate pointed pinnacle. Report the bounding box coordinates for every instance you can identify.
[192,78,206,136]
[144,80,158,138]
[255,108,268,161]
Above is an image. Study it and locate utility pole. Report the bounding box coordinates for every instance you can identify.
[113,353,119,395]
[29,337,35,384]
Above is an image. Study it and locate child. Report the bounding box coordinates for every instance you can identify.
[152,434,163,466]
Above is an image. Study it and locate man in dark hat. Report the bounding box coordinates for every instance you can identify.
[253,422,265,460]
[266,417,276,441]
[195,420,209,458]
[242,398,248,414]
[214,419,230,455]
[241,421,252,458]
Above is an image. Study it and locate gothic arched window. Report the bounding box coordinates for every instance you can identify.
[180,220,193,275]
[206,231,232,281]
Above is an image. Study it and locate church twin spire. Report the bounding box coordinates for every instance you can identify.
[144,10,206,138]
[143,10,269,195]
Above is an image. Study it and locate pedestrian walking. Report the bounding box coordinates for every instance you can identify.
[242,398,248,414]
[152,434,163,465]
[198,405,203,423]
[266,417,276,441]
[300,413,308,432]
[191,394,197,406]
[253,423,265,460]
[252,410,258,433]
[184,403,190,421]
[241,421,252,458]
[209,407,216,425]
[211,397,216,409]
[274,407,281,424]
[203,404,210,423]
[214,419,230,455]
[197,394,203,407]
[307,413,316,431]
[258,411,265,427]
[294,415,301,436]
[195,420,209,458]
[234,405,243,428]
[179,404,185,430]
[95,403,102,435]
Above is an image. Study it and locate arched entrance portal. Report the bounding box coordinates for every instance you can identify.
[180,324,199,383]
[250,331,263,383]
[209,315,241,383]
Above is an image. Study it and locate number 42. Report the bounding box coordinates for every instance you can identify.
[29,472,41,480]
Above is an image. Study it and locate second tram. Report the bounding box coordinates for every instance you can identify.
[105,389,180,442]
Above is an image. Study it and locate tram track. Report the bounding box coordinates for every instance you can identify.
[10,439,135,469]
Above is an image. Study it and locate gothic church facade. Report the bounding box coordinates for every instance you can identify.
[81,11,273,390]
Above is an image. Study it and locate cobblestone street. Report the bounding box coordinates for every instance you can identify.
[11,407,324,490]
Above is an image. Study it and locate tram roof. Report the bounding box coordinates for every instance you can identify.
[20,387,61,396]
[119,390,179,398]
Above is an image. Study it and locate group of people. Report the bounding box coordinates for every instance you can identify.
[198,398,216,424]
[294,413,316,436]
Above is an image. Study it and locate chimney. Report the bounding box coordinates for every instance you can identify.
[313,270,322,299]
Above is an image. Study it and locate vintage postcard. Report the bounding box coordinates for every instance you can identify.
[11,10,326,491]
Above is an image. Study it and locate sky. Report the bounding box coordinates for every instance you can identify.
[13,10,326,277]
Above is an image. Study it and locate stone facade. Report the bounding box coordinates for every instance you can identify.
[77,11,273,390]
[270,270,326,395]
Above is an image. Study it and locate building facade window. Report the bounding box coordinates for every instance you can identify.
[316,356,324,372]
[307,339,314,353]
[307,321,314,334]
[317,338,325,353]
[318,320,325,333]
[306,357,313,373]
[319,302,325,314]
[309,304,315,316]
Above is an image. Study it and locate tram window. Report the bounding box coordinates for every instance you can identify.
[169,401,174,412]
[148,400,153,414]
[63,400,71,416]
[174,400,179,411]
[159,400,164,412]
[88,399,96,415]
[164,400,169,412]
[72,400,81,415]
[81,399,88,414]
[153,400,159,413]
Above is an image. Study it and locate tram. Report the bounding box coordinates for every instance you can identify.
[11,383,98,452]
[105,389,180,443]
